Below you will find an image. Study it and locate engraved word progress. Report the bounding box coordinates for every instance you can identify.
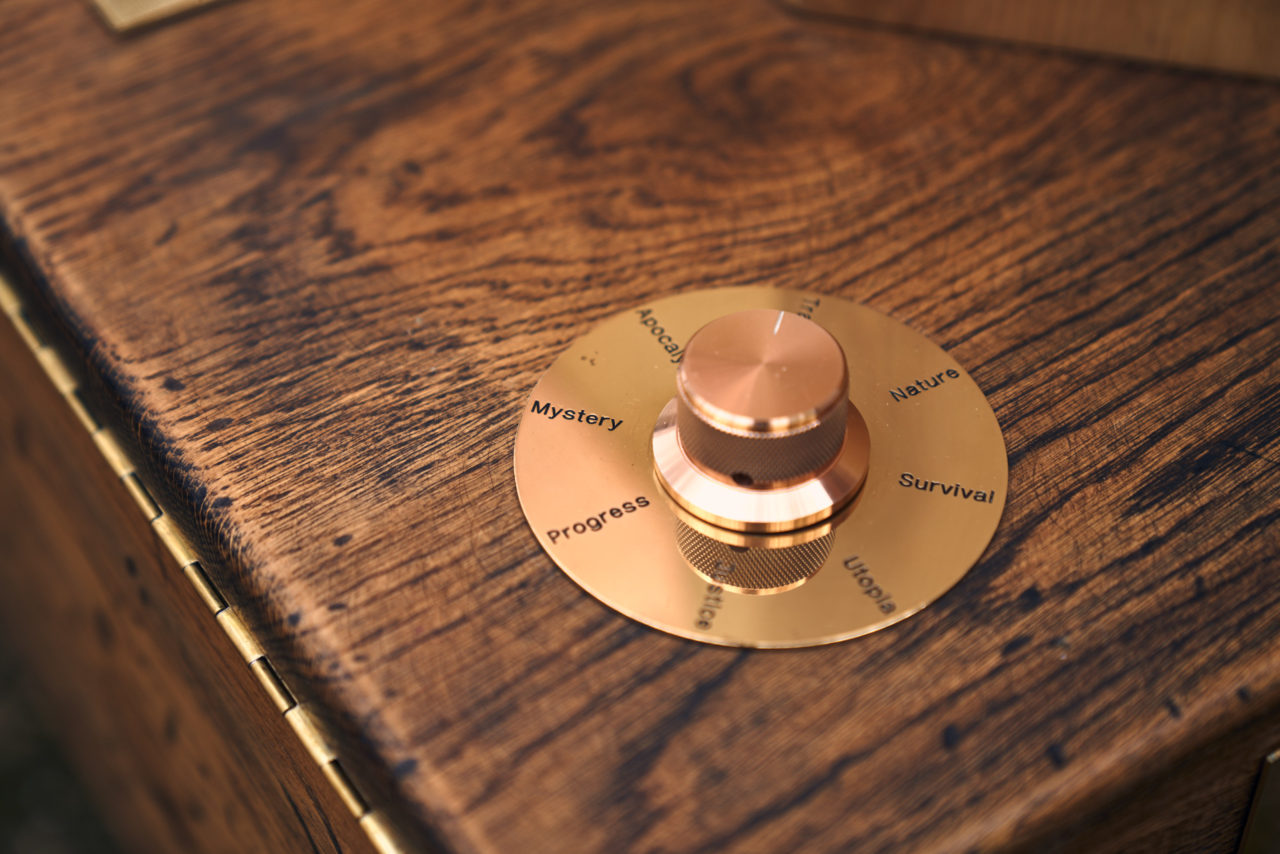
[546,496,651,544]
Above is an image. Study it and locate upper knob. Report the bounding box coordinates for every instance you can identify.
[676,309,849,487]
[651,308,870,534]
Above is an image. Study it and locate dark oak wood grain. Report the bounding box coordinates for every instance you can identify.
[1,0,1278,851]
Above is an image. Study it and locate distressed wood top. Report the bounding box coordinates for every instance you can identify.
[2,1,1279,851]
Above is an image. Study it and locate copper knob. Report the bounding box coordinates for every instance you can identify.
[677,310,849,486]
[652,309,870,534]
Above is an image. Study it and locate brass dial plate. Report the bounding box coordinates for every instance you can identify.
[514,288,1007,648]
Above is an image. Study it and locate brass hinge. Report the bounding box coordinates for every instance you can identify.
[0,270,412,854]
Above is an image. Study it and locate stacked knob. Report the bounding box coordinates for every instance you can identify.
[652,309,869,538]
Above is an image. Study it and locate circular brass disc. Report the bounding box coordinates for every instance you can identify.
[513,288,1008,648]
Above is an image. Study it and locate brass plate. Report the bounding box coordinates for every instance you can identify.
[91,0,224,31]
[514,288,1007,648]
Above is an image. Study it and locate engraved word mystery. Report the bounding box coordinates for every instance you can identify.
[531,399,623,431]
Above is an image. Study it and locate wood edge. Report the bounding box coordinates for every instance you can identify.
[1239,748,1280,854]
[0,268,420,854]
[970,696,1280,851]
[779,0,1280,81]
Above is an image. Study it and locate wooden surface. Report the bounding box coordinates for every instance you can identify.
[0,308,378,853]
[1,0,1279,851]
[788,0,1280,79]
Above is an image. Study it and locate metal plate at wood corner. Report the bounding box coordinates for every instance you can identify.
[91,0,225,31]
[513,287,1008,648]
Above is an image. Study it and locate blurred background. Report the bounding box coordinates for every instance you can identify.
[0,655,119,854]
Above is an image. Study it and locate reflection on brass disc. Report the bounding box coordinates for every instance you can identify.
[513,288,1008,648]
[675,521,834,595]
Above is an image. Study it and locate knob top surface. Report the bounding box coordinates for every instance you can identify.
[678,309,848,434]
